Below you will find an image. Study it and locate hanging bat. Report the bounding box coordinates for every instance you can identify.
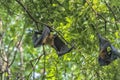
[97,33,118,66]
[32,26,73,56]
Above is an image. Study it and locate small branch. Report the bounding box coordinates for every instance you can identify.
[15,0,49,30]
[6,40,14,58]
[104,1,119,29]
[42,45,46,80]
[86,0,107,32]
[8,51,17,67]
[27,54,44,78]
[9,26,25,68]
[15,0,38,23]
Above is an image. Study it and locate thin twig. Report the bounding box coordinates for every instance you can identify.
[15,0,39,30]
[42,45,46,80]
[7,40,14,58]
[9,26,25,67]
[15,0,50,30]
[104,1,119,29]
[27,54,44,78]
[86,0,107,32]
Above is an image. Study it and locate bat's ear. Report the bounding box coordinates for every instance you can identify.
[53,35,73,56]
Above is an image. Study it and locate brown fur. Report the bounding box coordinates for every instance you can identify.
[99,49,107,59]
[42,34,54,46]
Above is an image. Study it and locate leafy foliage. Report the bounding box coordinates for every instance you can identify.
[0,0,120,80]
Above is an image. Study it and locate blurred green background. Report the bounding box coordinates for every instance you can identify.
[0,0,120,80]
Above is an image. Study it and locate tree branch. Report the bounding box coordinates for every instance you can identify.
[104,1,119,29]
[15,0,49,30]
[86,0,107,32]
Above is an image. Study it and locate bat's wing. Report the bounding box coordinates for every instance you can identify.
[33,26,50,47]
[110,45,119,60]
[53,35,73,56]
